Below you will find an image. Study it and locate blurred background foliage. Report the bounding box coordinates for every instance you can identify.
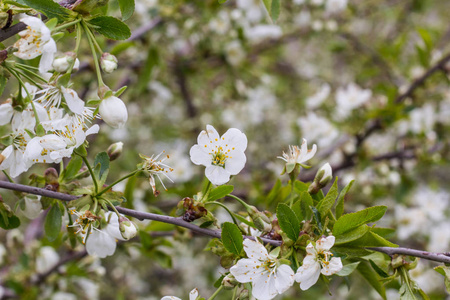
[1,0,450,299]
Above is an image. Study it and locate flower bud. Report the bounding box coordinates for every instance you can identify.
[21,195,43,219]
[100,53,118,74]
[222,274,238,289]
[44,167,59,184]
[308,162,333,194]
[237,289,250,300]
[247,205,272,232]
[118,216,138,240]
[99,96,128,128]
[107,142,123,161]
[52,52,78,73]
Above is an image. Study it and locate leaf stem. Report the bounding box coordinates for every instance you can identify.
[205,201,239,225]
[78,154,99,193]
[81,21,104,88]
[228,194,250,210]
[97,170,139,197]
[51,18,81,33]
[207,286,223,300]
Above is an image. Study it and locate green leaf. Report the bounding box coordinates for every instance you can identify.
[316,177,338,217]
[399,282,417,300]
[333,206,387,236]
[299,192,313,221]
[118,0,135,21]
[88,16,131,40]
[218,0,228,3]
[334,225,370,245]
[61,155,83,181]
[369,259,389,278]
[262,0,272,16]
[45,205,62,242]
[208,185,234,202]
[434,266,450,293]
[336,262,360,277]
[271,0,280,22]
[94,151,110,180]
[346,231,397,248]
[335,180,354,219]
[221,222,243,255]
[22,0,76,22]
[277,203,300,242]
[0,75,7,97]
[358,261,386,300]
[0,214,20,229]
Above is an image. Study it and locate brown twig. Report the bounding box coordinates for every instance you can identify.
[367,247,450,264]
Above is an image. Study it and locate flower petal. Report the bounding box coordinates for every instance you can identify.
[189,145,212,167]
[252,272,278,300]
[242,239,269,261]
[295,260,321,290]
[224,151,246,175]
[205,165,230,185]
[274,264,295,293]
[189,288,199,300]
[316,236,335,252]
[221,128,247,152]
[62,87,85,115]
[85,230,117,258]
[321,257,343,275]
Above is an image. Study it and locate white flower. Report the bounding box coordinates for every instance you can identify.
[13,16,57,74]
[245,25,282,44]
[0,101,14,126]
[36,246,59,274]
[225,41,245,66]
[297,113,339,148]
[161,288,199,300]
[305,83,331,109]
[295,236,343,290]
[85,212,126,258]
[230,239,294,300]
[99,96,128,128]
[325,0,348,14]
[33,84,85,115]
[335,83,372,119]
[278,139,317,166]
[140,151,174,196]
[21,195,42,219]
[190,125,247,186]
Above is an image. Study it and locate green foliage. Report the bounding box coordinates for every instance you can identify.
[221,222,243,255]
[117,0,135,20]
[208,185,234,202]
[94,151,110,185]
[61,156,83,181]
[277,203,300,242]
[335,180,354,219]
[262,0,281,22]
[45,204,62,242]
[87,16,131,40]
[316,177,338,217]
[333,206,388,236]
[336,262,360,277]
[358,261,386,300]
[22,0,77,22]
[434,266,450,293]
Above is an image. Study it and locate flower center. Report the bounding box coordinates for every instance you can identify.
[212,148,227,167]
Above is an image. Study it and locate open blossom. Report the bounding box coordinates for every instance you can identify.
[20,195,43,219]
[278,138,317,170]
[161,288,199,300]
[295,236,343,290]
[33,83,85,115]
[230,239,294,300]
[190,125,247,185]
[140,151,174,197]
[13,16,57,73]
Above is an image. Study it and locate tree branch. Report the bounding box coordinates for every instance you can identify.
[367,247,450,264]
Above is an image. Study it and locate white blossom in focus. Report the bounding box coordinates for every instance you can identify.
[33,84,85,115]
[190,125,247,185]
[295,236,343,290]
[161,288,199,300]
[140,151,174,196]
[13,17,57,73]
[230,239,294,300]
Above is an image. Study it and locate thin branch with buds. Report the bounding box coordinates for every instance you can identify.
[3,181,450,263]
